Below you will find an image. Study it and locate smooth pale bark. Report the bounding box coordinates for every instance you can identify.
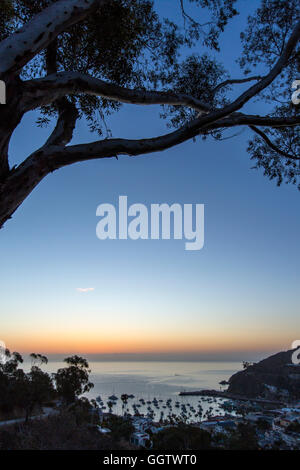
[0,0,109,78]
[23,72,212,114]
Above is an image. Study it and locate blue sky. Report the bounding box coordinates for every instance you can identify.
[0,0,299,360]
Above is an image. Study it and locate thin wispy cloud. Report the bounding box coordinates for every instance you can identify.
[76,287,95,293]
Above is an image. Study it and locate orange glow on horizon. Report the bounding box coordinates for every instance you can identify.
[2,328,291,356]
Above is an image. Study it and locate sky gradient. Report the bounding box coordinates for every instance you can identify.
[0,0,299,362]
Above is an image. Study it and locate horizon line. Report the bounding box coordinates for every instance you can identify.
[16,348,286,363]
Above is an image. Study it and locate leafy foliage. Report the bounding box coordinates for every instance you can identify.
[239,0,300,188]
[103,414,134,441]
[2,0,237,136]
[0,0,299,189]
[227,422,259,450]
[248,119,300,189]
[0,0,15,41]
[160,53,228,128]
[152,424,212,450]
[0,350,55,420]
[54,355,94,403]
[0,409,132,450]
[0,352,94,420]
[183,0,238,50]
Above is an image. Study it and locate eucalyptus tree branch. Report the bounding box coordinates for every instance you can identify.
[212,76,263,94]
[44,99,79,147]
[0,16,299,228]
[22,18,300,120]
[1,108,299,230]
[22,72,212,115]
[215,20,300,114]
[33,114,300,171]
[0,0,110,78]
[205,114,300,129]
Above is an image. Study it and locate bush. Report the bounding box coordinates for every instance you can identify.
[152,425,212,450]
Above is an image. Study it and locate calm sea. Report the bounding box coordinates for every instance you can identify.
[31,361,241,420]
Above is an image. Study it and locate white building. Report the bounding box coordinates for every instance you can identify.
[130,431,152,448]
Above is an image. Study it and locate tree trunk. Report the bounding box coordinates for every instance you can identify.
[0,79,24,180]
[0,153,50,229]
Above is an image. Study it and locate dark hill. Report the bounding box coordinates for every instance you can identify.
[228,349,300,400]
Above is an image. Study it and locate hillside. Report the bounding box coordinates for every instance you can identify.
[228,349,300,400]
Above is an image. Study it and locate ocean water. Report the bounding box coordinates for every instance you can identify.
[38,361,241,420]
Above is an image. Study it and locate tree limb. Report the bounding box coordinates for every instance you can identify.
[212,76,263,95]
[0,78,24,178]
[22,18,300,126]
[10,16,300,184]
[0,0,110,78]
[215,20,300,115]
[179,0,213,28]
[0,98,78,227]
[0,16,299,228]
[1,110,299,229]
[205,114,300,129]
[44,99,79,147]
[36,114,300,170]
[22,72,212,115]
[249,125,300,161]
